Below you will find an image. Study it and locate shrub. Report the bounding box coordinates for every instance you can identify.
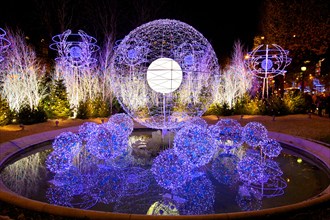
[0,96,12,126]
[18,105,47,125]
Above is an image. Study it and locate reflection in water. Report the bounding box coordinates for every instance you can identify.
[1,150,49,197]
[0,115,295,215]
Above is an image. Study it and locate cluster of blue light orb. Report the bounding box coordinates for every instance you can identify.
[46,113,286,213]
[46,113,134,173]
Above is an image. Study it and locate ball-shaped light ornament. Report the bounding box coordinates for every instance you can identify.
[86,123,129,160]
[151,148,192,190]
[107,113,134,136]
[110,19,220,130]
[46,132,82,173]
[211,153,240,185]
[176,175,215,215]
[260,138,282,158]
[173,123,216,168]
[209,119,244,152]
[242,122,268,147]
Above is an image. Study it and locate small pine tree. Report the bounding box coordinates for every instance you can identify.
[0,95,12,126]
[42,79,72,119]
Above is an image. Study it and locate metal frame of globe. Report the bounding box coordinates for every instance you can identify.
[244,44,291,99]
[0,28,10,63]
[50,29,99,68]
[110,19,220,130]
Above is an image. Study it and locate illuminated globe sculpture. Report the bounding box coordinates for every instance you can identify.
[50,29,99,68]
[0,28,10,62]
[244,44,291,99]
[110,19,220,130]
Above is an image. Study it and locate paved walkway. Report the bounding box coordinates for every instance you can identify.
[1,114,330,145]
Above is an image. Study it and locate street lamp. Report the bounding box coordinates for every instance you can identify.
[301,66,307,93]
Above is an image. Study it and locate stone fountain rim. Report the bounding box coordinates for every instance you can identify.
[0,126,329,220]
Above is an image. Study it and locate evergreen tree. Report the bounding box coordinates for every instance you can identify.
[42,78,72,119]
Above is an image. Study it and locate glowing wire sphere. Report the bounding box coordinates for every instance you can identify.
[50,29,99,68]
[107,113,134,136]
[147,200,180,215]
[260,138,282,158]
[176,175,215,215]
[151,148,192,190]
[86,123,129,160]
[110,19,220,130]
[209,119,243,151]
[46,132,81,173]
[242,122,268,147]
[0,28,10,62]
[173,123,216,167]
[211,153,240,185]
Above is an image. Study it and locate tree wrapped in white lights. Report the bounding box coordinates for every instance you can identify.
[0,28,45,112]
[213,41,252,109]
[50,30,100,116]
[110,19,220,130]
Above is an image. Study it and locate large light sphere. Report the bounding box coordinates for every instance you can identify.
[110,19,220,130]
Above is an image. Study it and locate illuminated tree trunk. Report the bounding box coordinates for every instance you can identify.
[0,28,45,112]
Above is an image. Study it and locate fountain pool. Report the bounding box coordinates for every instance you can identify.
[0,126,329,219]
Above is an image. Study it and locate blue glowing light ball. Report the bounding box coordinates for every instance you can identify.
[108,113,134,136]
[211,153,240,185]
[237,150,266,185]
[86,123,129,160]
[242,122,268,147]
[260,138,282,158]
[151,148,192,190]
[176,175,215,215]
[78,122,99,142]
[173,123,216,167]
[236,184,262,211]
[119,167,150,197]
[209,119,243,152]
[46,132,81,173]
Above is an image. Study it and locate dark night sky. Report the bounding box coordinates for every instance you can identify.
[0,0,263,64]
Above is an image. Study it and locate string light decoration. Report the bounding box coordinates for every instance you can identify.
[107,113,134,136]
[151,148,193,190]
[110,19,220,130]
[0,28,10,62]
[209,119,244,152]
[260,138,282,158]
[147,200,180,216]
[46,132,81,173]
[50,29,99,68]
[211,153,240,185]
[119,167,151,197]
[244,44,291,99]
[236,184,262,211]
[44,113,287,213]
[175,175,215,215]
[173,123,216,168]
[242,122,268,147]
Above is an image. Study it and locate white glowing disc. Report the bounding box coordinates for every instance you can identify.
[147,58,183,94]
